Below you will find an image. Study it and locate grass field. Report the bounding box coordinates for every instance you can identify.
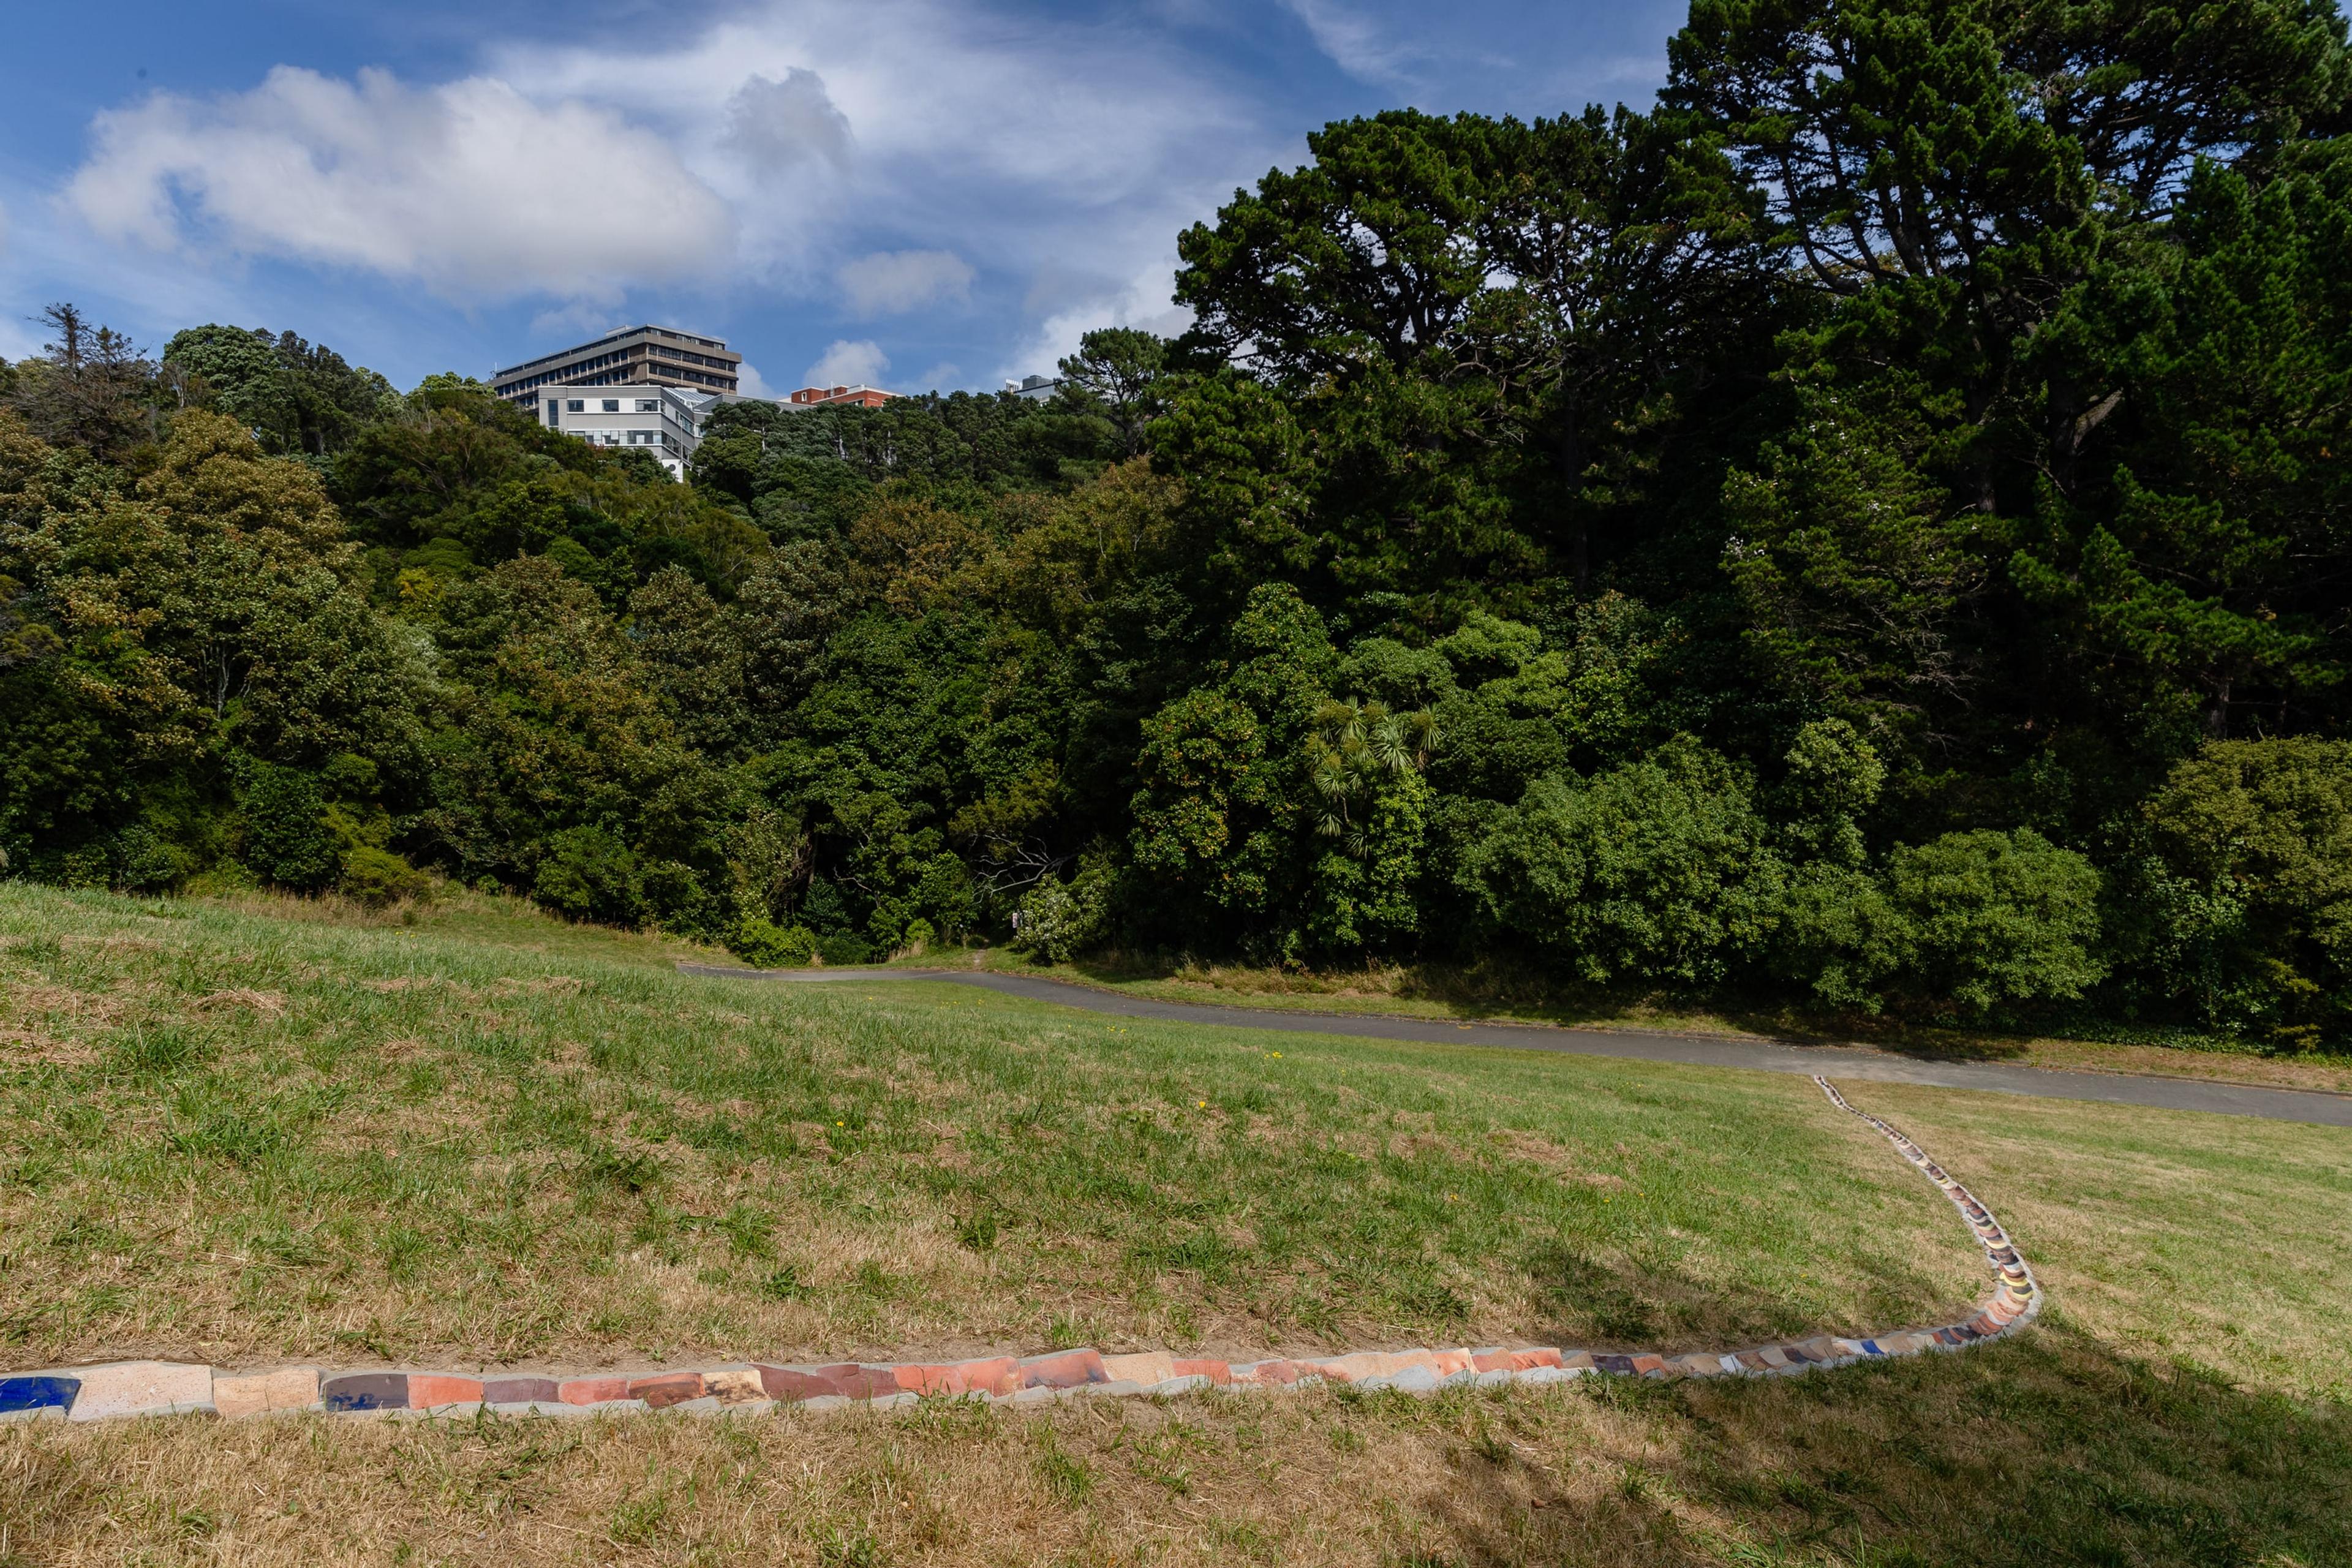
[998,950,2352,1096]
[2,883,2347,1566]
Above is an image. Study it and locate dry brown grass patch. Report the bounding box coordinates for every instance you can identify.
[192,987,287,1016]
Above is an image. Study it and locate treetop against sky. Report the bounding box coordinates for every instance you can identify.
[0,0,1691,396]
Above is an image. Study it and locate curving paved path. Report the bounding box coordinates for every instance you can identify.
[0,1079,2038,1423]
[679,963,2352,1128]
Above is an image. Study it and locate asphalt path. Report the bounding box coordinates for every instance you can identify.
[677,963,2352,1129]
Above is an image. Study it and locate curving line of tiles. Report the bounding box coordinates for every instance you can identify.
[0,1079,2040,1425]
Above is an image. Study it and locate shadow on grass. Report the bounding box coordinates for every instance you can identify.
[1417,1320,2352,1568]
[1032,949,2352,1079]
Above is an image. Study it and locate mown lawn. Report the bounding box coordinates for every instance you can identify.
[2,883,2347,1567]
[0,883,1978,1368]
[1005,949,2352,1095]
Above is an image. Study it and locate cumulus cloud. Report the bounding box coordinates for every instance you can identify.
[1001,258,1194,386]
[723,69,854,172]
[803,338,889,388]
[497,1,1278,305]
[63,66,736,303]
[1279,0,1412,85]
[838,249,974,316]
[736,361,779,399]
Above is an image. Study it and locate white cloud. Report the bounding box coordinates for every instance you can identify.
[736,360,778,398]
[1003,260,1194,386]
[912,361,960,392]
[804,338,889,388]
[838,249,974,317]
[62,66,737,304]
[723,69,854,172]
[1279,0,1412,85]
[494,1,1283,318]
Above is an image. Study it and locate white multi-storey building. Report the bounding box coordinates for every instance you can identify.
[539,384,718,479]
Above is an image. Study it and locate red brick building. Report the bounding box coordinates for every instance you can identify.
[788,384,898,409]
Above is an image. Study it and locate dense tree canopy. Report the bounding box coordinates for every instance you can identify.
[6,0,2350,1044]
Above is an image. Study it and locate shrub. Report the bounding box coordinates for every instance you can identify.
[1013,864,1113,963]
[731,916,816,968]
[532,826,643,924]
[340,845,431,907]
[2139,737,2352,1046]
[112,823,198,893]
[816,932,875,966]
[1457,738,1782,987]
[1767,862,1909,1012]
[901,917,937,953]
[1883,829,2103,1019]
[241,764,342,891]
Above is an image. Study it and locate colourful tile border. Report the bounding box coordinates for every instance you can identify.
[7,1078,2040,1426]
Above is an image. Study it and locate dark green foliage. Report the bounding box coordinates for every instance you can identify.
[1458,739,1782,987]
[1881,831,2106,1019]
[729,916,816,968]
[240,764,342,891]
[532,826,643,925]
[161,324,399,457]
[2136,737,2352,1045]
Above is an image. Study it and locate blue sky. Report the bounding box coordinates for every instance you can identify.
[0,0,1691,396]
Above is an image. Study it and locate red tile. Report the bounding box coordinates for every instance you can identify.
[559,1377,631,1406]
[755,1366,836,1402]
[628,1373,705,1409]
[407,1375,484,1409]
[1170,1359,1232,1385]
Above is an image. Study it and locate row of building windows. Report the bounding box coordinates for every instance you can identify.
[648,358,732,386]
[564,428,685,453]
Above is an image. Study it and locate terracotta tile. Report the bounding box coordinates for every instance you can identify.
[559,1377,631,1406]
[629,1373,705,1409]
[1313,1353,1383,1383]
[1170,1358,1232,1385]
[756,1366,839,1402]
[408,1376,484,1409]
[797,1364,900,1400]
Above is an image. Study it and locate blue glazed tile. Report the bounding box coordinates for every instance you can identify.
[0,1376,79,1414]
[322,1372,409,1411]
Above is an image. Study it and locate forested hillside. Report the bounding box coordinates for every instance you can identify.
[5,0,2350,1046]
